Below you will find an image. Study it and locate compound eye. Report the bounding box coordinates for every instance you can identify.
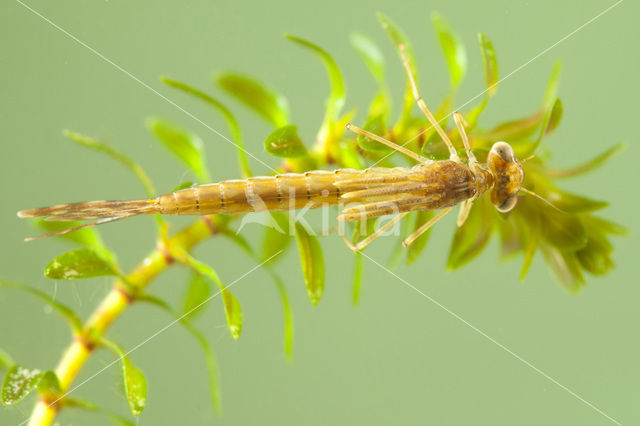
[496,193,518,213]
[490,141,515,163]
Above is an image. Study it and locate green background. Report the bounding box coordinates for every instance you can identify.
[1,0,638,424]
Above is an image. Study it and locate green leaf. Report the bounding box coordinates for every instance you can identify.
[526,98,563,156]
[538,204,587,251]
[431,12,467,89]
[122,357,146,416]
[294,222,325,305]
[475,111,544,147]
[545,98,563,135]
[182,274,211,318]
[352,251,363,306]
[542,61,562,109]
[267,271,295,360]
[545,143,627,178]
[377,12,416,128]
[478,32,498,95]
[64,130,156,198]
[1,365,42,406]
[0,280,83,332]
[147,118,209,182]
[100,339,147,417]
[220,290,242,340]
[350,32,385,83]
[261,211,291,263]
[447,199,493,269]
[0,349,14,370]
[576,233,614,276]
[356,114,390,152]
[541,245,584,292]
[137,295,222,414]
[285,34,345,134]
[36,219,101,249]
[264,125,309,158]
[162,76,253,177]
[216,73,289,128]
[466,33,499,128]
[518,212,541,280]
[583,215,627,236]
[44,248,116,281]
[350,32,391,119]
[547,191,608,213]
[63,398,136,426]
[37,370,61,398]
[175,252,243,340]
[407,211,435,265]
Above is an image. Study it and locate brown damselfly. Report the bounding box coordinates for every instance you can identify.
[18,46,552,249]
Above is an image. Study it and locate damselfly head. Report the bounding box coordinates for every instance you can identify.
[487,141,524,213]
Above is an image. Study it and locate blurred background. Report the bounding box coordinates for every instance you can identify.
[1,0,638,424]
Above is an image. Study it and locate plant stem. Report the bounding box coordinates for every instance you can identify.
[27,216,221,426]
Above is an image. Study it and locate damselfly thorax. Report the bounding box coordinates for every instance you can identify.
[19,43,546,250]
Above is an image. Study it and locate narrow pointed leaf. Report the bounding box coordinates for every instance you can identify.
[216,73,289,128]
[174,252,243,340]
[122,357,147,416]
[267,270,295,360]
[182,273,211,318]
[377,12,416,127]
[544,98,563,136]
[137,295,222,414]
[350,32,385,83]
[478,32,498,95]
[0,280,83,331]
[264,125,308,158]
[352,251,363,306]
[100,339,147,416]
[538,205,587,251]
[545,143,626,178]
[541,245,584,292]
[285,34,345,132]
[1,365,42,406]
[36,219,101,250]
[519,214,541,280]
[431,12,467,89]
[542,61,562,109]
[221,290,242,340]
[64,130,156,198]
[44,248,116,280]
[407,211,435,265]
[261,211,291,263]
[0,349,14,370]
[162,76,252,177]
[465,33,498,128]
[447,199,493,269]
[63,398,136,426]
[37,370,61,398]
[547,191,608,213]
[294,222,325,305]
[147,118,209,182]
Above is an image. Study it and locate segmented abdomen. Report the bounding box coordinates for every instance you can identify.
[157,168,412,215]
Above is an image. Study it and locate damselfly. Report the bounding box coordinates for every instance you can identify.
[19,45,551,249]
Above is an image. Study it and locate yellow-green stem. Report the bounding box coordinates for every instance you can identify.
[27,216,220,426]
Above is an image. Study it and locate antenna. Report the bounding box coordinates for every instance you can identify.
[519,187,564,213]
